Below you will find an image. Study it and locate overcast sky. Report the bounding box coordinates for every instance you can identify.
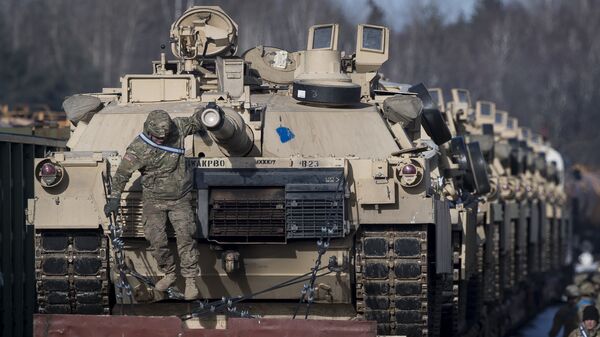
[332,0,478,30]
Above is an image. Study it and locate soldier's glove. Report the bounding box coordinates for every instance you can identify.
[104,198,120,217]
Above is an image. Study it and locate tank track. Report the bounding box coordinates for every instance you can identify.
[483,221,500,303]
[448,225,462,336]
[500,219,516,296]
[355,224,433,337]
[35,229,110,314]
[541,216,552,272]
[464,239,484,333]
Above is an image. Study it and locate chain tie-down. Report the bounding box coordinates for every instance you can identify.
[102,173,185,316]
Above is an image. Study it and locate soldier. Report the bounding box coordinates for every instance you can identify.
[569,306,600,337]
[104,109,203,300]
[549,285,581,337]
[591,274,600,304]
[578,282,597,319]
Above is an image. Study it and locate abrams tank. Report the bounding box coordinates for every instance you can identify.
[28,6,570,337]
[421,87,570,337]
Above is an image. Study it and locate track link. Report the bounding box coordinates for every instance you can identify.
[35,229,110,314]
[447,226,461,336]
[483,221,500,303]
[355,224,431,336]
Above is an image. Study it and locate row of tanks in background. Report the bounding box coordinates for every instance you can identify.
[29,6,571,337]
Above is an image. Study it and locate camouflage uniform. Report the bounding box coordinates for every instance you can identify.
[569,306,600,337]
[568,325,600,337]
[109,109,203,278]
[549,285,580,337]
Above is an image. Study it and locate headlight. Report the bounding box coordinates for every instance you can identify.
[396,161,423,187]
[36,159,64,188]
[40,163,58,185]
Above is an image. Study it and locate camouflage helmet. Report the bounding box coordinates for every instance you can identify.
[144,110,172,139]
[565,284,580,299]
[580,281,596,296]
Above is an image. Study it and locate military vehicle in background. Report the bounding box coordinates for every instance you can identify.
[0,103,69,139]
[427,88,496,337]
[427,87,570,337]
[28,5,570,337]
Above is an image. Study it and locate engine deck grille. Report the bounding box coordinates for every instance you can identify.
[209,199,286,242]
[118,166,348,243]
[286,198,344,239]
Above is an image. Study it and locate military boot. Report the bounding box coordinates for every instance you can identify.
[185,277,199,300]
[154,273,177,292]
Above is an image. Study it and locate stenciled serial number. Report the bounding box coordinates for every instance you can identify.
[299,160,319,168]
[191,158,333,169]
[198,159,226,168]
[256,159,276,165]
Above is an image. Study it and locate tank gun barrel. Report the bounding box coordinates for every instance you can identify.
[200,103,254,156]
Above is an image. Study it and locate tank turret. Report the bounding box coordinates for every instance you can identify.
[200,102,254,156]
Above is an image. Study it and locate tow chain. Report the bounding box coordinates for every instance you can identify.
[293,184,343,319]
[101,173,185,315]
[183,208,343,319]
[102,173,134,314]
[293,225,335,319]
[181,257,342,320]
[182,178,345,320]
[292,180,343,319]
[102,171,345,320]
